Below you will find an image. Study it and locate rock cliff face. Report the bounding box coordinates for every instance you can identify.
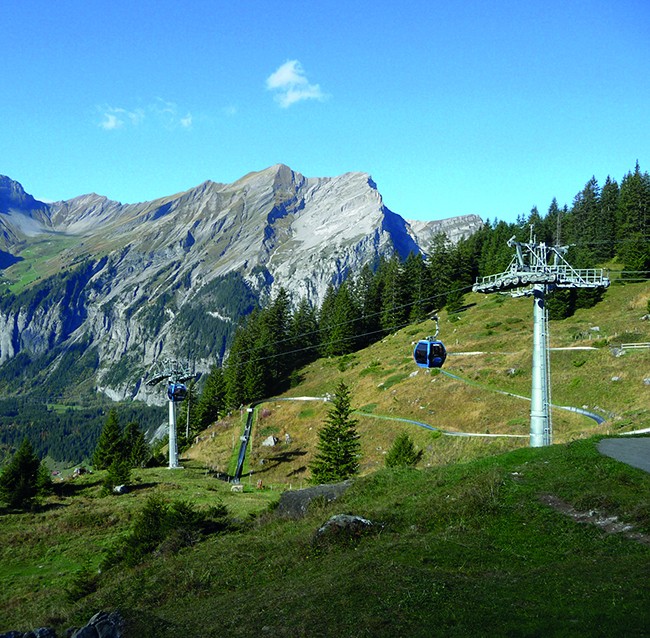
[0,165,482,402]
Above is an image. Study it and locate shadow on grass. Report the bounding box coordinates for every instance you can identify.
[249,449,308,477]
[53,478,104,497]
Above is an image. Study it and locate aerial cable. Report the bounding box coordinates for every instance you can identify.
[225,285,472,358]
[224,283,477,371]
[228,281,476,360]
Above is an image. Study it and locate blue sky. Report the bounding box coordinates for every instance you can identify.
[3,0,649,222]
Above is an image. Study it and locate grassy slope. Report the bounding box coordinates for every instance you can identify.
[189,280,650,485]
[2,439,648,636]
[1,280,650,635]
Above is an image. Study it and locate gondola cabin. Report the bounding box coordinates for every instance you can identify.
[413,339,447,369]
[167,382,188,402]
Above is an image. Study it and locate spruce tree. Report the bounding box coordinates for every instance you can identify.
[122,421,150,468]
[92,408,123,470]
[331,282,360,356]
[290,296,320,369]
[0,438,51,510]
[197,365,226,429]
[380,254,409,333]
[310,381,361,484]
[617,163,650,275]
[385,432,423,468]
[352,262,383,346]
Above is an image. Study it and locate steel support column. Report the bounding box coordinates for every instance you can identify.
[530,285,549,447]
[168,399,180,468]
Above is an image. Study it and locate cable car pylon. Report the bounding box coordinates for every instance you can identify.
[472,228,609,447]
[146,358,195,468]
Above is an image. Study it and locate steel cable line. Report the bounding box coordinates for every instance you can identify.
[213,267,649,371]
[228,281,476,360]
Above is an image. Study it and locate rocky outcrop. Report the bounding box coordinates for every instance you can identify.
[0,610,124,638]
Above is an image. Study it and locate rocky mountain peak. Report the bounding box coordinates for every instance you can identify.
[0,165,484,402]
[0,175,44,214]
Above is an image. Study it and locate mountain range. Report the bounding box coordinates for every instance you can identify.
[0,164,482,403]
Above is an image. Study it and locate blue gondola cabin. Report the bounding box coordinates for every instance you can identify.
[413,339,447,369]
[167,382,188,402]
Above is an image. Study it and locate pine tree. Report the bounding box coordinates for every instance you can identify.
[0,438,51,510]
[385,432,423,468]
[310,381,361,484]
[92,409,123,470]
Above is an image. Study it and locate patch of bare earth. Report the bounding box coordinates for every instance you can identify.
[540,493,650,546]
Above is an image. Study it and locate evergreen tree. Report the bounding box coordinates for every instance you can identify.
[567,177,601,251]
[332,281,361,356]
[380,254,409,333]
[241,310,267,402]
[196,365,226,429]
[310,381,361,484]
[264,287,292,385]
[404,252,431,323]
[425,233,454,310]
[318,283,338,356]
[122,421,150,468]
[92,409,123,470]
[385,432,423,468]
[102,457,131,495]
[224,319,251,408]
[477,220,518,276]
[617,163,650,276]
[180,379,201,443]
[352,262,383,346]
[597,176,619,261]
[289,296,320,369]
[0,438,51,510]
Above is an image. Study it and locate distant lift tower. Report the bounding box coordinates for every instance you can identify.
[146,359,195,468]
[472,230,609,447]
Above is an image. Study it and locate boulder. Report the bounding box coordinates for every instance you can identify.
[312,514,374,548]
[276,481,353,519]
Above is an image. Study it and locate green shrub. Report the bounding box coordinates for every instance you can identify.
[102,458,131,495]
[104,494,230,568]
[0,438,51,510]
[385,432,423,468]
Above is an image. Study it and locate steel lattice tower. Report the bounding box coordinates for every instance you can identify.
[472,231,609,447]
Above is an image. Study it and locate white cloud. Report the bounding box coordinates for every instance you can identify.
[98,101,192,130]
[266,60,326,108]
[99,106,143,130]
[100,112,123,130]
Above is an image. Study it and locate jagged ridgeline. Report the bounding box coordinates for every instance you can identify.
[0,164,482,406]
